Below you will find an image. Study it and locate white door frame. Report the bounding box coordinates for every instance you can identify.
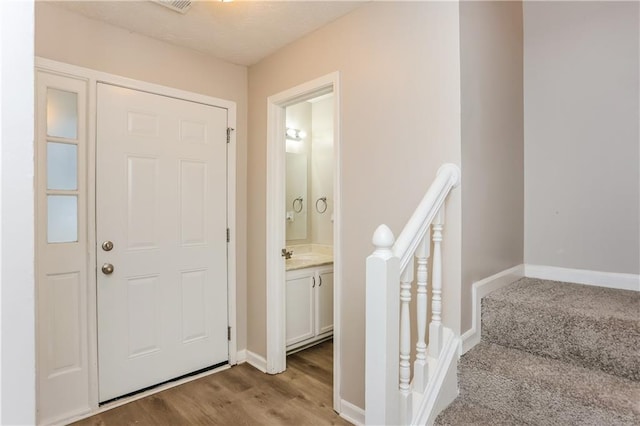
[34,57,238,424]
[265,72,342,411]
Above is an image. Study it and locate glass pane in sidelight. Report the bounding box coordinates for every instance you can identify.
[47,195,78,243]
[47,88,78,139]
[47,142,77,190]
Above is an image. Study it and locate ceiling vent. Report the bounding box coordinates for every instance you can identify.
[152,0,192,14]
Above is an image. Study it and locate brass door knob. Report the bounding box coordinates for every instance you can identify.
[102,240,114,251]
[101,263,114,275]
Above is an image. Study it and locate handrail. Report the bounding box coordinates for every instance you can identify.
[365,162,461,425]
[393,163,461,272]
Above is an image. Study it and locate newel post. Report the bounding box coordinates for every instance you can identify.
[365,225,400,426]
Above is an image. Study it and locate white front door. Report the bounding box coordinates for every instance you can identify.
[96,83,229,402]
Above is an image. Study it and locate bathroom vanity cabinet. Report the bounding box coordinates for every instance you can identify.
[285,265,333,351]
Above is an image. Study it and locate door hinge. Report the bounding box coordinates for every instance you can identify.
[226,228,230,242]
[227,326,231,341]
[226,127,234,144]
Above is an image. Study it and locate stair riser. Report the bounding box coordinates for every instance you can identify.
[459,366,639,426]
[482,298,640,381]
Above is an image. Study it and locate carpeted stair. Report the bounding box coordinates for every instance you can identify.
[435,277,640,425]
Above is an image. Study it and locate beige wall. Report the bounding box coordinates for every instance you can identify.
[524,2,640,274]
[311,98,334,246]
[248,2,461,408]
[285,102,312,244]
[35,2,249,350]
[459,1,524,333]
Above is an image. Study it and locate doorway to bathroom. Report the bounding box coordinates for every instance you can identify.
[284,92,334,355]
[265,72,342,411]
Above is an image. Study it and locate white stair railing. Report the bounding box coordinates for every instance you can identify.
[365,163,461,425]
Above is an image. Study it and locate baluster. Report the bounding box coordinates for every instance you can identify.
[399,261,413,424]
[413,234,430,392]
[429,207,444,358]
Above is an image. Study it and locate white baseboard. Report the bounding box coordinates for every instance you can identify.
[415,328,460,425]
[236,349,247,364]
[339,399,365,426]
[461,264,525,354]
[525,264,640,292]
[245,350,267,373]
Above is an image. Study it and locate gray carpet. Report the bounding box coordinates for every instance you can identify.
[435,277,640,425]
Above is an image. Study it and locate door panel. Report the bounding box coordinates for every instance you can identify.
[96,84,228,402]
[285,272,315,346]
[317,270,334,335]
[180,269,208,343]
[180,160,208,245]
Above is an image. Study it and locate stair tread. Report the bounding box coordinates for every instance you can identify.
[482,277,640,380]
[434,397,529,426]
[460,342,640,424]
[486,277,639,321]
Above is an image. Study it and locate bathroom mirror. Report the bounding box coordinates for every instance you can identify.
[286,152,308,241]
[285,93,334,245]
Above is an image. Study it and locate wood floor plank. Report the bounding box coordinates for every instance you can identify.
[280,368,334,407]
[287,354,333,385]
[137,394,194,425]
[72,340,349,426]
[159,386,228,425]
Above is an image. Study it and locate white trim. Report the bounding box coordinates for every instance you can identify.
[236,350,247,364]
[339,399,365,426]
[460,265,525,354]
[227,109,238,366]
[265,72,342,410]
[245,351,268,373]
[266,94,287,375]
[415,329,460,426]
[34,58,238,423]
[86,69,100,414]
[331,75,342,412]
[525,264,640,292]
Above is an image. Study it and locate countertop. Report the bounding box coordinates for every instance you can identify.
[285,252,334,271]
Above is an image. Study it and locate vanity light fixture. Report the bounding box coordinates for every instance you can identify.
[286,127,306,141]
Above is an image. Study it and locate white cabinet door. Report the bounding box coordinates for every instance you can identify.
[96,84,229,402]
[316,269,334,335]
[285,270,315,346]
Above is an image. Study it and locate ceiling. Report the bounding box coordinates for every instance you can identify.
[51,0,367,66]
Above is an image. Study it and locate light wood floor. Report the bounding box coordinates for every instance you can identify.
[72,340,350,426]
